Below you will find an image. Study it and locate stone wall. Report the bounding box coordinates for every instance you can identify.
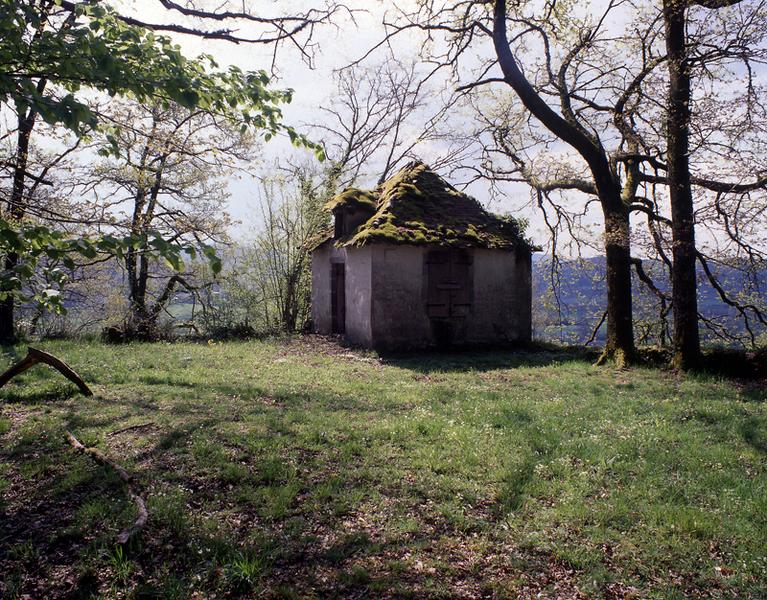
[313,242,532,350]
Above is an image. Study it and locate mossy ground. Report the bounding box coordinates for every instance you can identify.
[1,337,766,598]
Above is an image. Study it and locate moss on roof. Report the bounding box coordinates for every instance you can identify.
[328,161,532,250]
[324,187,378,212]
[305,226,334,251]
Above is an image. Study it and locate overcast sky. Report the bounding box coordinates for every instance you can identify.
[111,2,424,234]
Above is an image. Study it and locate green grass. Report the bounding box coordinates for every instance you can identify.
[0,337,765,598]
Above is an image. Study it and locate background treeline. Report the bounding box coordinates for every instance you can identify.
[2,0,767,368]
[20,243,767,352]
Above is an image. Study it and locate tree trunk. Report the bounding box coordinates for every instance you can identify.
[664,0,701,370]
[282,272,299,332]
[125,249,155,339]
[0,106,39,343]
[492,0,635,364]
[0,276,16,343]
[602,206,635,365]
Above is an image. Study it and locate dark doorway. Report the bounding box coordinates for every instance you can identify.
[331,263,346,334]
[425,249,472,347]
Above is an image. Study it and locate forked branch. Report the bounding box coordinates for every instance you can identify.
[0,347,93,396]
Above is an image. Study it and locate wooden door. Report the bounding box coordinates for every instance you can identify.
[426,250,450,318]
[426,249,472,318]
[331,263,345,334]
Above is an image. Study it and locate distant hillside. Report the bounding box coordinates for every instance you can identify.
[532,255,767,346]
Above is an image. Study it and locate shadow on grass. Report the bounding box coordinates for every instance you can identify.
[65,410,137,433]
[322,531,378,564]
[493,414,561,517]
[150,417,220,453]
[0,344,24,363]
[0,467,128,598]
[0,384,82,405]
[740,383,767,404]
[697,348,767,381]
[741,417,767,454]
[137,374,199,388]
[89,393,159,412]
[380,344,599,374]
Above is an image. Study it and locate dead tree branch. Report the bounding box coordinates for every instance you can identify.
[0,347,93,395]
[65,431,148,545]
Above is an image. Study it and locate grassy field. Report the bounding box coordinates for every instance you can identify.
[0,337,765,599]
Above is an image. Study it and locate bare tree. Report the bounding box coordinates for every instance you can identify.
[242,165,330,333]
[661,0,767,367]
[85,0,353,68]
[214,58,457,336]
[373,0,654,363]
[90,101,255,339]
[367,0,766,362]
[314,57,468,188]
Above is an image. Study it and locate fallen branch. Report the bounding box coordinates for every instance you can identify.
[65,431,148,545]
[0,347,93,396]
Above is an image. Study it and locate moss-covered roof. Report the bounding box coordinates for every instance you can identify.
[324,187,378,212]
[321,161,531,250]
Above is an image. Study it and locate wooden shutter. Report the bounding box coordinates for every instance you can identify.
[426,249,472,318]
[449,249,472,317]
[426,250,450,318]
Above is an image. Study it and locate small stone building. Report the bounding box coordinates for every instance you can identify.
[310,161,533,350]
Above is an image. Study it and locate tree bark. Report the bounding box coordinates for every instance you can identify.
[0,284,15,343]
[664,0,701,370]
[603,207,635,366]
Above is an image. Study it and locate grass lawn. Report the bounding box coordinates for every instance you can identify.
[0,337,765,599]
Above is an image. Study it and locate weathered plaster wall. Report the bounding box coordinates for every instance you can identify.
[311,243,333,334]
[370,245,433,349]
[311,243,372,346]
[512,250,533,342]
[369,244,531,349]
[344,247,373,347]
[314,242,532,349]
[466,248,532,344]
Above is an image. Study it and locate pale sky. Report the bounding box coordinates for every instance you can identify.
[115,1,532,240]
[112,1,766,259]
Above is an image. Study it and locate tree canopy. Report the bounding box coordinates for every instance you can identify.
[0,0,324,340]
